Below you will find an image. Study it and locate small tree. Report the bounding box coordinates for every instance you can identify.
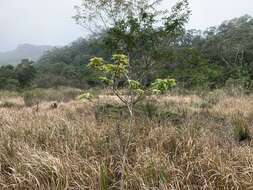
[74,0,190,84]
[79,54,175,189]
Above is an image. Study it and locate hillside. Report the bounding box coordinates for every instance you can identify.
[0,44,54,65]
[32,15,253,90]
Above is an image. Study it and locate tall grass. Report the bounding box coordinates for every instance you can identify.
[0,89,253,189]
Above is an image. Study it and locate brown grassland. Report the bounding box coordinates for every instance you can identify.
[0,88,253,189]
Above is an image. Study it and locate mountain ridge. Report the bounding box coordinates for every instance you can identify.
[0,44,54,65]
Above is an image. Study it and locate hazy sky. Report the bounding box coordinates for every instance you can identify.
[1,0,253,52]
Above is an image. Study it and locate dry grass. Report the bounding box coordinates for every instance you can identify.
[0,90,253,189]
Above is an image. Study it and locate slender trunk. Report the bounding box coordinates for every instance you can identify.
[119,104,133,190]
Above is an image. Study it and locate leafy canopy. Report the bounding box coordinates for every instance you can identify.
[84,54,176,102]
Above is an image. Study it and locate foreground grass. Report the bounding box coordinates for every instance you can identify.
[0,89,253,189]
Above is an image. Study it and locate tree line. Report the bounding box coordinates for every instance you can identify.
[0,0,253,91]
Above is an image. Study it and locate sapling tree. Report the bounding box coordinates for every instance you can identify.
[74,0,190,84]
[79,53,175,189]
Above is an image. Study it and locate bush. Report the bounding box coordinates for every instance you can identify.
[0,79,19,91]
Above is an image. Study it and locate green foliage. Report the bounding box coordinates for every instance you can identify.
[169,48,221,89]
[16,59,36,88]
[86,54,175,100]
[0,65,18,90]
[88,54,129,84]
[35,38,107,89]
[128,80,141,90]
[75,0,190,84]
[0,59,36,90]
[88,54,129,80]
[89,57,105,71]
[193,15,253,88]
[151,78,176,94]
[77,92,94,102]
[2,13,253,92]
[98,77,113,85]
[0,79,19,91]
[128,80,144,95]
[156,15,253,90]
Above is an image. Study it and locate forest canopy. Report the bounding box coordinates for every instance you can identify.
[0,0,253,91]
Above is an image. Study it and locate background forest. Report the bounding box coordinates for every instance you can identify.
[1,12,253,91]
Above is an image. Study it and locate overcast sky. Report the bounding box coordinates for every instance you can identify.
[1,0,253,52]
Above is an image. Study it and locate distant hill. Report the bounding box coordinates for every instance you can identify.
[0,44,54,65]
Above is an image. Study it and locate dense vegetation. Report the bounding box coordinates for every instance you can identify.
[1,7,253,91]
[0,59,36,90]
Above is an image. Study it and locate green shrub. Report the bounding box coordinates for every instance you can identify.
[0,79,19,91]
